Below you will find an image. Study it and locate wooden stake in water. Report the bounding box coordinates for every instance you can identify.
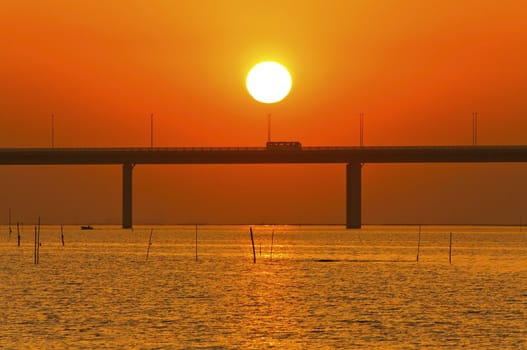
[17,222,20,247]
[145,229,153,261]
[37,217,41,264]
[8,208,12,239]
[416,225,421,262]
[449,232,453,265]
[249,227,256,264]
[270,229,275,260]
[60,225,65,247]
[34,226,38,264]
[195,224,198,262]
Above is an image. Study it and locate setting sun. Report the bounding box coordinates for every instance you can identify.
[246,61,292,104]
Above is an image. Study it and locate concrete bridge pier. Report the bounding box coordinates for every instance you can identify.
[122,163,134,229]
[346,162,362,229]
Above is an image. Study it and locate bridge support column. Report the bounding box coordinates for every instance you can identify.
[122,163,134,229]
[346,163,362,229]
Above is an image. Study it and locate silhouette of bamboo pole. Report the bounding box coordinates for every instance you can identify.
[449,232,453,264]
[60,225,65,247]
[145,229,153,261]
[17,222,20,247]
[9,208,12,239]
[416,225,421,262]
[37,217,41,264]
[34,226,37,264]
[195,224,198,262]
[249,227,256,264]
[270,229,275,260]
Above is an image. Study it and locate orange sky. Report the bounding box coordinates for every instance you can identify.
[1,1,527,225]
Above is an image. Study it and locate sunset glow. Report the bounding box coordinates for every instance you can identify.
[2,2,527,348]
[1,1,527,225]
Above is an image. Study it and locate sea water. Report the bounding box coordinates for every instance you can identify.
[0,225,525,349]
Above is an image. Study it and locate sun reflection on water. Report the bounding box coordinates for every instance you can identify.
[0,225,525,348]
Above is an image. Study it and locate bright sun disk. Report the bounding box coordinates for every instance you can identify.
[246,61,292,104]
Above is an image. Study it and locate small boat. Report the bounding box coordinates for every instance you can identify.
[80,225,94,230]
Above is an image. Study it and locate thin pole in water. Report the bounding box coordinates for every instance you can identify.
[270,229,275,260]
[416,225,421,262]
[61,225,65,247]
[17,222,20,247]
[8,208,12,239]
[449,232,453,265]
[37,217,41,264]
[195,224,198,262]
[145,229,153,261]
[250,227,256,264]
[34,226,37,264]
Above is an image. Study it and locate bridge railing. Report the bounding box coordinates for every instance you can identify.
[2,145,527,152]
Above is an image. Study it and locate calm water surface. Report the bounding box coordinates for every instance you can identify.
[0,225,526,349]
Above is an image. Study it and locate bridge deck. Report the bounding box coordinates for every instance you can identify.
[1,146,527,165]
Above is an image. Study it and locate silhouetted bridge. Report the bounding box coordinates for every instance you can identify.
[2,145,527,228]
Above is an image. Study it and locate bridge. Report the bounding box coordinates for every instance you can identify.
[2,145,527,228]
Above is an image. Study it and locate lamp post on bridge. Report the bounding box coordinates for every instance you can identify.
[51,114,55,148]
[360,112,364,147]
[472,112,478,145]
[150,113,154,148]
